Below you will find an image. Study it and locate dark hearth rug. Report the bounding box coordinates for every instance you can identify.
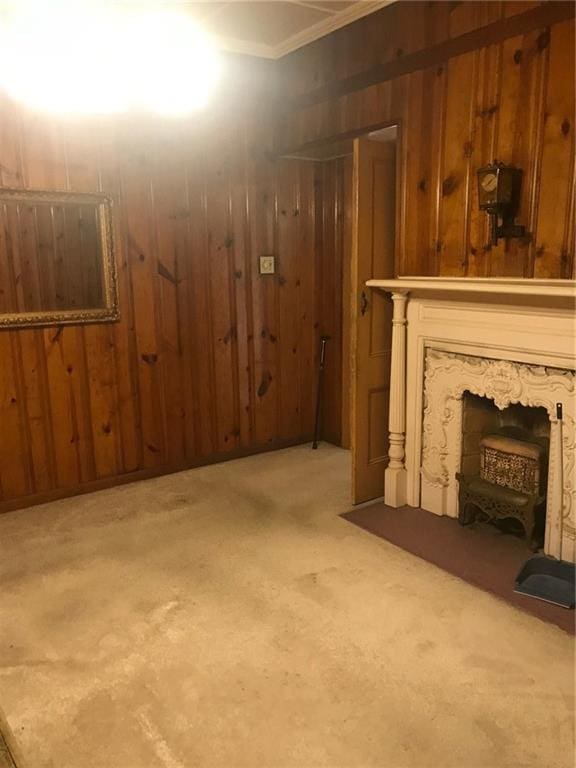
[342,503,575,635]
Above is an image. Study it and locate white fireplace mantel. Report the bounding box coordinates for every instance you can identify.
[367,276,576,561]
[367,276,576,301]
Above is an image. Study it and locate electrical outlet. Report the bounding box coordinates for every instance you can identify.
[259,255,275,275]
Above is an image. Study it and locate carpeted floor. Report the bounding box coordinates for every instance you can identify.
[0,707,20,768]
[0,736,17,768]
[342,503,575,634]
[0,735,17,768]
[0,444,574,768]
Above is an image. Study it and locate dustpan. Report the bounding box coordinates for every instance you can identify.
[515,555,575,609]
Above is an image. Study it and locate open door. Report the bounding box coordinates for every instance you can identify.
[350,136,396,504]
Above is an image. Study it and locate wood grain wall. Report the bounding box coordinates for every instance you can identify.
[314,155,352,446]
[1,1,574,509]
[0,74,343,510]
[277,0,576,279]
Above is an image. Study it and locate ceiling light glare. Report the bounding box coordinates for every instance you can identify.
[0,1,222,116]
[128,9,222,115]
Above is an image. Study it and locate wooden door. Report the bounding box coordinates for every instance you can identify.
[350,137,396,504]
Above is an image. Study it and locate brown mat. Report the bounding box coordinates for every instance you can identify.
[342,502,575,635]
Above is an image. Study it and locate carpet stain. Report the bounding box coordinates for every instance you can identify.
[474,716,512,750]
[415,639,436,654]
[136,709,185,768]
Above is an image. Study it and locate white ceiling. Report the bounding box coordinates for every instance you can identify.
[121,1,392,58]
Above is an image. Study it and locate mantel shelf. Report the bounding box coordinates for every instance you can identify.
[366,276,576,301]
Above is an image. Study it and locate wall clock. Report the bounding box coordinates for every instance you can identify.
[477,161,527,246]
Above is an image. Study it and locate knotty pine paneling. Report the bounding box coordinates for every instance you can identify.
[2,2,574,509]
[0,88,342,510]
[315,155,353,446]
[277,1,575,279]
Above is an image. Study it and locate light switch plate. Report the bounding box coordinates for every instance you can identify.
[259,255,275,275]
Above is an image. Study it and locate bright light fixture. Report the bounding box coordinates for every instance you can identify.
[0,1,222,115]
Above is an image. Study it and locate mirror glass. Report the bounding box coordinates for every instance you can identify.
[0,189,118,328]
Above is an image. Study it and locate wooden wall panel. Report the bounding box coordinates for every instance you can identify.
[533,19,575,278]
[315,154,353,447]
[296,162,318,437]
[276,159,301,440]
[277,0,575,279]
[248,121,280,447]
[438,49,478,276]
[0,84,342,510]
[2,2,574,509]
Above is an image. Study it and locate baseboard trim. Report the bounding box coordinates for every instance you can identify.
[0,436,315,515]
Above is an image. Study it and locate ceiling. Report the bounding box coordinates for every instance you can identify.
[123,1,392,59]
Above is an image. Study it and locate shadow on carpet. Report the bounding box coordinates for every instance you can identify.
[0,707,23,768]
[342,503,575,635]
[0,729,18,768]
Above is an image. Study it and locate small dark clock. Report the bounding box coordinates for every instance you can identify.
[477,161,527,246]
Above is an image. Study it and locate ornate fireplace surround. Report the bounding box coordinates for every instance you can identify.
[366,277,576,562]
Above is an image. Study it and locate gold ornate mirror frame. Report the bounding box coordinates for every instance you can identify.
[0,187,119,329]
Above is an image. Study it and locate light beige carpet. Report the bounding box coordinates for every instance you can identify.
[0,737,17,768]
[0,706,21,768]
[0,732,17,768]
[0,444,573,768]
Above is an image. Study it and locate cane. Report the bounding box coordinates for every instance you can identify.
[312,335,330,449]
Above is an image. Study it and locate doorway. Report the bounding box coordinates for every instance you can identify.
[279,125,398,505]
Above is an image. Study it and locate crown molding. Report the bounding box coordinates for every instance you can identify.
[274,0,393,57]
[216,0,393,60]
[217,35,277,59]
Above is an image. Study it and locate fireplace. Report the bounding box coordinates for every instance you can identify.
[419,347,574,553]
[460,393,550,478]
[456,393,550,548]
[366,277,576,562]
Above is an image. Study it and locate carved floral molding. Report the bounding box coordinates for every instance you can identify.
[421,349,575,537]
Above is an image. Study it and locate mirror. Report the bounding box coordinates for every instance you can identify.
[0,188,119,328]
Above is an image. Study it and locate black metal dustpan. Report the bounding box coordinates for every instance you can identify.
[515,555,575,609]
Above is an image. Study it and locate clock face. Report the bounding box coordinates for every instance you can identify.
[481,172,498,193]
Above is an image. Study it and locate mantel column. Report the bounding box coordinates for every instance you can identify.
[385,291,408,507]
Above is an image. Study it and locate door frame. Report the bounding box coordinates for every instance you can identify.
[346,121,403,502]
